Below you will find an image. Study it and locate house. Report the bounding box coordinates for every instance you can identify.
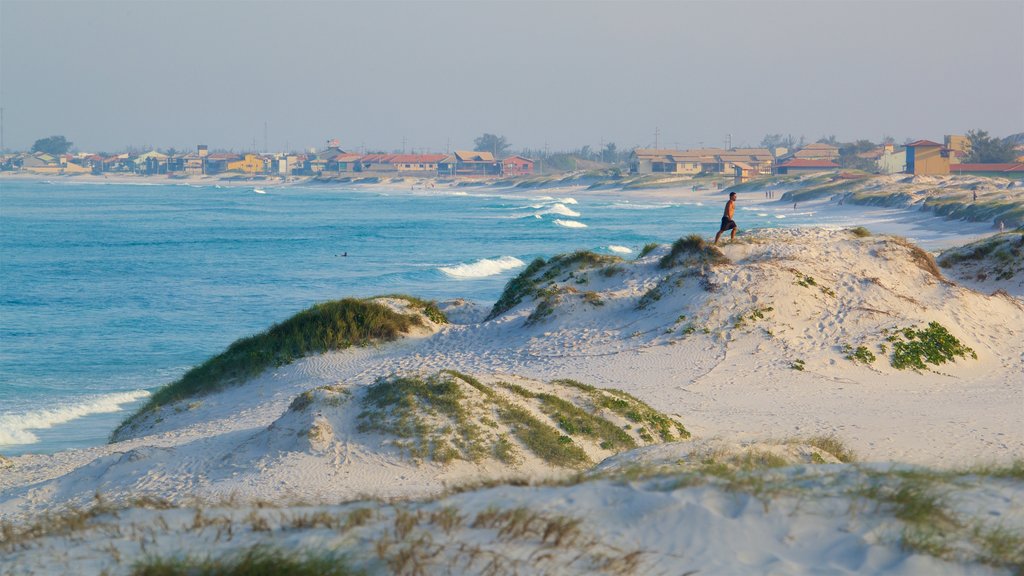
[502,155,535,176]
[133,151,169,175]
[775,158,839,174]
[732,162,759,183]
[390,154,447,173]
[792,143,840,161]
[226,154,268,174]
[905,140,950,175]
[204,153,240,174]
[358,154,398,172]
[326,153,364,173]
[949,163,1024,178]
[451,150,500,176]
[877,145,907,175]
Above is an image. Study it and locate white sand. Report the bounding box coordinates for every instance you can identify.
[2,179,1023,574]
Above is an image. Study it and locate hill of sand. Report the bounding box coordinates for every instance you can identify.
[2,228,1022,574]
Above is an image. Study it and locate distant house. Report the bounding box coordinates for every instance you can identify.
[775,158,838,174]
[732,162,758,183]
[792,143,840,161]
[905,140,950,175]
[877,145,906,175]
[327,153,364,173]
[501,155,535,176]
[390,154,447,173]
[451,150,500,176]
[227,154,268,175]
[949,163,1024,178]
[630,148,772,175]
[133,151,169,175]
[205,153,240,174]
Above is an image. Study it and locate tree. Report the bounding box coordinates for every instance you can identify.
[965,129,1016,163]
[602,142,618,164]
[31,135,73,155]
[817,135,838,146]
[760,133,785,149]
[473,133,510,158]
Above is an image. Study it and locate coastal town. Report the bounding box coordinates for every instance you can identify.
[4,132,1024,182]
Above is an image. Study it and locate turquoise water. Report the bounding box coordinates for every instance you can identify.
[0,180,821,454]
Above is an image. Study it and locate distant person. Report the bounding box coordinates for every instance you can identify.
[973,190,978,202]
[714,192,739,244]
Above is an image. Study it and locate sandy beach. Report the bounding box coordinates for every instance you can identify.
[2,173,1023,574]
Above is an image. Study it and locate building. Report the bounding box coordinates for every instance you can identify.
[905,140,950,175]
[226,154,268,175]
[204,153,240,174]
[792,143,840,161]
[450,150,500,176]
[949,163,1024,178]
[133,151,169,175]
[390,154,447,173]
[501,155,535,176]
[775,158,839,174]
[876,145,907,175]
[326,153,364,173]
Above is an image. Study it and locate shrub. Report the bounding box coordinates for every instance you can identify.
[659,234,729,269]
[637,243,659,258]
[114,298,423,438]
[887,322,977,370]
[850,226,871,238]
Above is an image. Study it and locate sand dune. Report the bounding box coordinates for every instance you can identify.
[2,228,1022,574]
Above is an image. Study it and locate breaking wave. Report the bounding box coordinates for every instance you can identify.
[607,245,633,254]
[554,219,587,229]
[0,390,151,446]
[439,256,525,279]
[536,203,581,217]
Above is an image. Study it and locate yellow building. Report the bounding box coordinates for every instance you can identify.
[944,134,969,154]
[905,140,949,175]
[227,154,267,174]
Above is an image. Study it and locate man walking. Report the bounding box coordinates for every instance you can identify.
[714,192,738,244]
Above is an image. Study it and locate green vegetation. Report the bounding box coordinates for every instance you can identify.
[794,272,836,297]
[376,294,447,324]
[939,232,1023,281]
[582,291,604,306]
[355,372,688,469]
[114,297,433,439]
[850,226,871,238]
[886,322,977,370]
[842,344,877,364]
[637,243,659,258]
[132,547,363,576]
[659,234,729,269]
[486,251,622,321]
[790,359,805,371]
[805,435,856,463]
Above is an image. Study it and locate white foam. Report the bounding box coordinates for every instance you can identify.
[0,390,151,446]
[557,197,578,205]
[554,219,587,229]
[607,245,633,254]
[609,202,674,210]
[536,203,581,217]
[775,215,787,219]
[439,256,525,279]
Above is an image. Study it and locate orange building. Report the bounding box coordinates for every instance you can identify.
[905,140,949,175]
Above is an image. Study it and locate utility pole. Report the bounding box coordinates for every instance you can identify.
[654,127,660,149]
[1,107,5,153]
[263,121,268,153]
[402,136,407,153]
[726,133,732,150]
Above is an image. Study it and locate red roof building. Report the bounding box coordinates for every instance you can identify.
[776,158,839,174]
[501,155,535,176]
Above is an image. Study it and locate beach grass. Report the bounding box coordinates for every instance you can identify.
[486,251,622,321]
[659,234,729,269]
[112,297,437,440]
[132,546,363,576]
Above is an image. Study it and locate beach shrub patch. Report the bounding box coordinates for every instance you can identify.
[354,372,689,469]
[637,243,659,258]
[659,234,729,269]
[886,322,977,370]
[842,344,877,365]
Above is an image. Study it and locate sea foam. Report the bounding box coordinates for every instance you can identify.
[439,256,525,279]
[554,219,588,228]
[608,245,633,254]
[536,203,581,217]
[0,390,151,446]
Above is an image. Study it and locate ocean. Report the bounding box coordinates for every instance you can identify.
[0,179,829,455]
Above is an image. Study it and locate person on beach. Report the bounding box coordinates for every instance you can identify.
[714,192,738,244]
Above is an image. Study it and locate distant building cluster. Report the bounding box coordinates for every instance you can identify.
[630,136,1024,180]
[0,144,536,179]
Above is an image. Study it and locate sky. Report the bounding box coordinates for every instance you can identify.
[1,0,1022,154]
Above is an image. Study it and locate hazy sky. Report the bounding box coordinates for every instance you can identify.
[2,1,1022,153]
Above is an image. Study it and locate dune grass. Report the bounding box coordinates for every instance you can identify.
[132,546,363,576]
[888,237,945,281]
[659,234,729,269]
[486,251,622,321]
[112,297,436,440]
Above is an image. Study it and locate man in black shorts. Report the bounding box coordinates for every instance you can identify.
[714,192,738,244]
